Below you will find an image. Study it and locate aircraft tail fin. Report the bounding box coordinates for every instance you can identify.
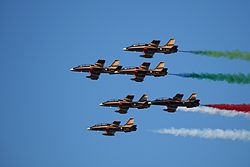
[154,62,165,71]
[187,93,197,101]
[109,60,120,68]
[165,38,175,46]
[139,94,148,102]
[107,60,122,72]
[162,38,175,48]
[124,118,134,126]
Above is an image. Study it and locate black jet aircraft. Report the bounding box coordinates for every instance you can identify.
[116,62,168,82]
[70,59,122,80]
[99,94,150,114]
[87,118,137,136]
[151,93,200,112]
[123,38,178,58]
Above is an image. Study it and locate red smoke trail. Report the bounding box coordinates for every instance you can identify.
[205,104,250,113]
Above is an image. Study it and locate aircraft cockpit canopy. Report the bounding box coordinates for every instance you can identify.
[131,43,148,47]
[107,99,120,102]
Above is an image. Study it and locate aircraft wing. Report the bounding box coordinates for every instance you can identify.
[116,106,129,114]
[173,93,184,101]
[164,105,177,112]
[150,40,161,47]
[94,59,105,68]
[139,62,151,71]
[103,130,115,136]
[141,52,155,58]
[131,74,146,82]
[124,95,134,102]
[87,72,100,80]
[111,120,121,126]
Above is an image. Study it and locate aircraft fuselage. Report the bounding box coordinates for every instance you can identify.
[151,99,200,108]
[100,101,150,109]
[118,68,168,77]
[87,124,137,135]
[124,45,178,54]
[70,65,105,73]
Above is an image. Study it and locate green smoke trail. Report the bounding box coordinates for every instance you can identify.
[186,50,250,61]
[172,73,250,84]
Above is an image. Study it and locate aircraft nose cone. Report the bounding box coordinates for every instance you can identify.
[70,68,74,71]
[86,127,91,130]
[99,103,104,106]
[123,47,127,51]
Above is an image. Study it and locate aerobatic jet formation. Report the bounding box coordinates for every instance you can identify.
[116,62,168,82]
[68,37,205,136]
[151,93,200,112]
[70,59,122,80]
[100,94,150,114]
[123,38,178,58]
[87,118,137,136]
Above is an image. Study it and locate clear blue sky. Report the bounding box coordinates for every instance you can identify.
[1,0,250,167]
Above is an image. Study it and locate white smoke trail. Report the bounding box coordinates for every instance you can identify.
[178,106,250,118]
[154,128,250,141]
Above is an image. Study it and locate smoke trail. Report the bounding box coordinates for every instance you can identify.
[178,106,250,118]
[170,73,250,84]
[180,50,250,61]
[154,128,250,141]
[205,104,250,113]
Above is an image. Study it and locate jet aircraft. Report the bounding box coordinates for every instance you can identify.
[87,118,137,136]
[70,59,122,80]
[100,94,150,114]
[116,62,168,82]
[123,38,178,58]
[151,93,200,112]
